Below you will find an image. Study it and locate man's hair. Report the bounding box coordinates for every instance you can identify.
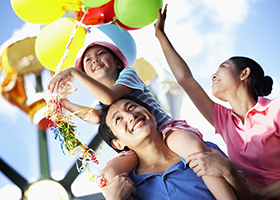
[98,95,151,153]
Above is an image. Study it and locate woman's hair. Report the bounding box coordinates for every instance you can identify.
[229,56,273,101]
[98,95,151,153]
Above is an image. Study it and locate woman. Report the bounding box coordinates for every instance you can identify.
[155,5,280,199]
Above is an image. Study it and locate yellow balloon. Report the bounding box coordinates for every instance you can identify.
[10,0,65,24]
[35,17,86,71]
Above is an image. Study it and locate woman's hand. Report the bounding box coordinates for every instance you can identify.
[155,4,167,39]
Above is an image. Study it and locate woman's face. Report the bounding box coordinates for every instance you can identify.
[106,99,157,151]
[83,45,119,85]
[211,59,242,101]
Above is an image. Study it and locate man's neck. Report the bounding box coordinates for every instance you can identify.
[135,140,181,175]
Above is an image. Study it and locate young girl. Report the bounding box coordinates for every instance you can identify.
[48,41,240,199]
[155,4,280,200]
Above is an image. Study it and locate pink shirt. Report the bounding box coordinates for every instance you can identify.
[214,97,280,187]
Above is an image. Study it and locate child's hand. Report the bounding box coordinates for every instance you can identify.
[155,4,167,38]
[48,68,77,93]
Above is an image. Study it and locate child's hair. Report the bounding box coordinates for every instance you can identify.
[98,95,151,153]
[229,56,273,101]
[74,41,129,72]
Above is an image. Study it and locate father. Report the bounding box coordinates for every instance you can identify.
[98,96,252,200]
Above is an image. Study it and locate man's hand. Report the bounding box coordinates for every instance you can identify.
[100,172,136,200]
[185,147,233,177]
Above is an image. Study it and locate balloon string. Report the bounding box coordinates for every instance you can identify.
[54,9,87,75]
[112,17,124,33]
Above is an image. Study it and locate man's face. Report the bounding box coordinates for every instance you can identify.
[106,99,157,150]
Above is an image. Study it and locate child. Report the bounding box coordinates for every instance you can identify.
[155,4,280,200]
[48,29,238,200]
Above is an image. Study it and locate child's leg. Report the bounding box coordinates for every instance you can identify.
[165,129,237,200]
[165,129,209,159]
[101,152,138,183]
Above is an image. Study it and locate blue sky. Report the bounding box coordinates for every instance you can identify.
[0,0,280,199]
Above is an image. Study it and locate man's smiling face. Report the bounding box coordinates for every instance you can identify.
[106,99,157,151]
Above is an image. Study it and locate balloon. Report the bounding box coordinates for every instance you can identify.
[76,7,105,25]
[132,58,157,85]
[114,0,162,28]
[85,23,136,67]
[0,36,52,130]
[10,0,65,24]
[81,0,111,8]
[35,17,86,71]
[101,0,139,30]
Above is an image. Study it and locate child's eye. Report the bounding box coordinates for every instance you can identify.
[98,51,105,56]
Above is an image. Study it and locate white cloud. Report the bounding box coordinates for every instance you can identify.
[202,0,249,24]
[12,23,41,39]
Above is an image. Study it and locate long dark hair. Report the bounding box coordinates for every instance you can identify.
[229,56,273,101]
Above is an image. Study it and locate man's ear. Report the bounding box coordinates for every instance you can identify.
[240,67,251,81]
[111,139,126,150]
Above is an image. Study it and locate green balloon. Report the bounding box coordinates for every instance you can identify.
[114,0,163,28]
[81,0,111,8]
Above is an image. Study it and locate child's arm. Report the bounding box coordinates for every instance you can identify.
[100,172,136,200]
[155,5,215,126]
[101,153,138,184]
[101,153,138,200]
[48,67,132,106]
[60,98,102,124]
[166,130,237,200]
[186,148,254,200]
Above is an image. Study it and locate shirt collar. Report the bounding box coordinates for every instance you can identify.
[130,156,187,187]
[253,97,271,112]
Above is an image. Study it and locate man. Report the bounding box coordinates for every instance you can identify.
[98,96,242,200]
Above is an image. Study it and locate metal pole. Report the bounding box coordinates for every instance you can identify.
[35,73,51,180]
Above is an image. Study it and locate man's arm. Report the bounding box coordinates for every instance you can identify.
[241,174,280,199]
[100,172,136,200]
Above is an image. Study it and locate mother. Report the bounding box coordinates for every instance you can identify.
[155,5,280,199]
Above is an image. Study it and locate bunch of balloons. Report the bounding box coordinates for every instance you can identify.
[10,0,163,72]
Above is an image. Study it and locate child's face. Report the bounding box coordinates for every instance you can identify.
[83,45,120,86]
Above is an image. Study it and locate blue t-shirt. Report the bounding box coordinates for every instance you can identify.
[116,67,173,129]
[130,142,227,200]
